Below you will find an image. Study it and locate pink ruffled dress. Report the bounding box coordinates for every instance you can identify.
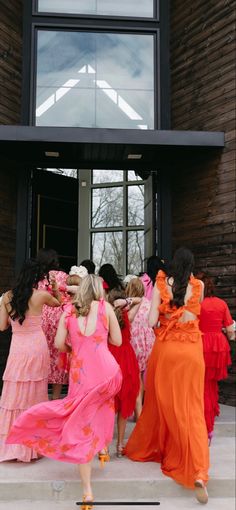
[130,297,155,372]
[0,316,50,462]
[7,300,122,463]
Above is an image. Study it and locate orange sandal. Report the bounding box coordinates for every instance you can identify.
[98,448,110,468]
[194,479,208,504]
[81,495,94,510]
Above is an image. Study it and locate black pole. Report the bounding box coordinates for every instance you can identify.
[76,502,160,506]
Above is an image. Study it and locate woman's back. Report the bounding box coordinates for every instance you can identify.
[200,296,233,332]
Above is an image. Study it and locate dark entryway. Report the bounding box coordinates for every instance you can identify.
[31,169,78,273]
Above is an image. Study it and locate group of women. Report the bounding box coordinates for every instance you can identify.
[0,247,234,508]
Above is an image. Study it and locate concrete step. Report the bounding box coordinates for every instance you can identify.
[0,405,235,504]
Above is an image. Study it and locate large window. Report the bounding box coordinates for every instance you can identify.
[35,30,155,129]
[91,170,145,275]
[37,0,155,18]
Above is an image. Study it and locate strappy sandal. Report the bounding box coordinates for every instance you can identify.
[98,447,110,468]
[116,444,124,458]
[81,495,94,510]
[194,479,208,504]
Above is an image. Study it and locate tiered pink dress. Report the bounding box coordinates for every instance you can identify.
[0,316,50,462]
[7,300,122,463]
[130,297,155,372]
[38,270,68,384]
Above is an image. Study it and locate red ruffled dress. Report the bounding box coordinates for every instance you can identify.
[199,296,232,435]
[109,311,140,418]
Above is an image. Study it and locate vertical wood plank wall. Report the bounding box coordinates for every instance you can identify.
[170,0,236,315]
[0,1,23,387]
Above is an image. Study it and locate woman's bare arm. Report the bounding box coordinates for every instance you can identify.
[148,286,161,328]
[0,292,11,331]
[54,312,68,352]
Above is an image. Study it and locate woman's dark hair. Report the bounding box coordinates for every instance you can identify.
[98,264,124,292]
[195,271,215,298]
[36,248,60,278]
[168,247,195,308]
[107,288,126,329]
[147,255,166,284]
[80,259,95,274]
[9,259,43,324]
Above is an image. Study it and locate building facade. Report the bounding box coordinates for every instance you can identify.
[0,1,235,392]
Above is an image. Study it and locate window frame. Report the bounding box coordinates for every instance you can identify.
[33,0,159,22]
[90,170,146,276]
[31,24,159,129]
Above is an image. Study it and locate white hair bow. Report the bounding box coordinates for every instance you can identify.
[69,265,88,278]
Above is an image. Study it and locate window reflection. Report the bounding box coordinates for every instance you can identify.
[38,0,154,18]
[127,231,144,274]
[93,170,123,183]
[36,31,154,129]
[92,232,123,275]
[92,187,123,228]
[128,185,144,226]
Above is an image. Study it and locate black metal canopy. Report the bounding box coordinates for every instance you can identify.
[0,125,224,170]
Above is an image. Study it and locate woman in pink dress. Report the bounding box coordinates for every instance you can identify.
[196,272,235,443]
[126,278,155,418]
[0,259,61,462]
[37,249,68,399]
[140,255,166,301]
[7,275,122,508]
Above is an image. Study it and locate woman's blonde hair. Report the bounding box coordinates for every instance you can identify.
[73,274,104,316]
[126,277,144,298]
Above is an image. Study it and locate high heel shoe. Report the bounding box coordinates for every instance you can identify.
[81,495,94,510]
[194,479,208,504]
[98,448,110,468]
[116,444,124,458]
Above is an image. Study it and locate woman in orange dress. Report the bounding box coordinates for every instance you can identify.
[125,247,209,505]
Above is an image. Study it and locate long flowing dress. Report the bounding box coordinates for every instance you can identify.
[38,270,68,385]
[199,296,232,435]
[0,316,50,462]
[109,311,140,418]
[7,300,122,463]
[130,297,155,373]
[125,270,209,489]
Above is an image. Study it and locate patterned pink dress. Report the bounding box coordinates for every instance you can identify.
[0,316,50,462]
[38,270,68,384]
[7,300,122,463]
[130,297,155,372]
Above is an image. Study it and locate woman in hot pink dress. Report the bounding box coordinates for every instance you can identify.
[7,275,122,507]
[37,249,68,399]
[0,259,61,462]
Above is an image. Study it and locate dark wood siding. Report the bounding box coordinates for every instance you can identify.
[0,1,22,388]
[170,0,236,316]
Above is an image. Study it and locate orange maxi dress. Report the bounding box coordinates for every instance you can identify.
[125,270,209,489]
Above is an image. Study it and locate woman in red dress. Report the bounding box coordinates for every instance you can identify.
[196,272,235,443]
[108,289,140,457]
